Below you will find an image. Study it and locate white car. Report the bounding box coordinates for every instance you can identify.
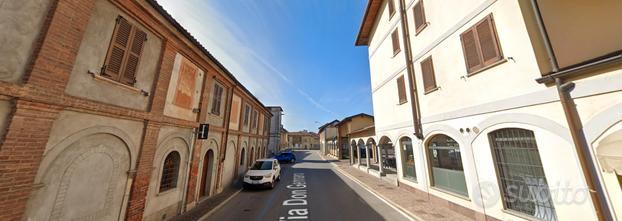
[243,159,281,189]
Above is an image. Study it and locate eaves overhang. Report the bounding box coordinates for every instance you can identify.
[355,0,382,46]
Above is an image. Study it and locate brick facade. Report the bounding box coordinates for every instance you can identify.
[0,0,272,220]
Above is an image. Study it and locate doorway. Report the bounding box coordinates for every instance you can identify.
[200,150,214,197]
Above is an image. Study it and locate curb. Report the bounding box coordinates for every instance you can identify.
[317,151,422,221]
[198,189,242,221]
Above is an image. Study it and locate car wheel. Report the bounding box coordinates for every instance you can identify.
[290,158,295,163]
[276,174,281,182]
[269,180,275,189]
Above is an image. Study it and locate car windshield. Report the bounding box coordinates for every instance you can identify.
[279,153,291,157]
[250,161,273,170]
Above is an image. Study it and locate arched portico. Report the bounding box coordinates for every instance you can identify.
[379,136,397,174]
[357,139,366,167]
[366,138,380,172]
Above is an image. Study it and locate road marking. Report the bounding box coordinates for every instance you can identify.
[317,151,420,221]
[280,173,310,220]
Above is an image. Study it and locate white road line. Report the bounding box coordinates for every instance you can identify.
[316,151,421,221]
[198,189,242,221]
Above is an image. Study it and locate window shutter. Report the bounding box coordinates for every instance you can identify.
[250,110,255,128]
[391,30,400,55]
[211,84,223,115]
[121,29,146,85]
[397,75,407,103]
[210,86,217,114]
[216,86,223,114]
[476,16,502,65]
[461,14,503,74]
[217,86,223,113]
[104,17,132,80]
[388,0,395,17]
[460,29,483,73]
[413,1,426,31]
[421,57,437,92]
[253,111,258,129]
[243,105,250,126]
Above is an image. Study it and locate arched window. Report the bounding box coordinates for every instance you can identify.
[400,137,416,180]
[488,128,557,221]
[159,151,181,192]
[240,148,246,166]
[427,134,467,196]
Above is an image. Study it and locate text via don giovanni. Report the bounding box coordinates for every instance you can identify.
[280,173,309,220]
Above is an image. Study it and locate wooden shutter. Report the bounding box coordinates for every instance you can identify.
[391,30,400,55]
[104,17,132,80]
[388,0,395,17]
[413,1,426,32]
[476,16,502,66]
[211,84,223,115]
[460,29,483,73]
[216,86,223,114]
[121,28,146,85]
[104,16,146,85]
[250,110,256,129]
[397,75,407,103]
[460,14,503,74]
[243,105,250,126]
[253,111,258,129]
[421,56,437,92]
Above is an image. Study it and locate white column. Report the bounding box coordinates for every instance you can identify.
[377,144,384,174]
[365,144,371,168]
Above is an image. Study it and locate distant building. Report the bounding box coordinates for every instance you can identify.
[318,120,339,156]
[334,114,375,162]
[267,106,283,155]
[288,130,320,150]
[280,127,289,150]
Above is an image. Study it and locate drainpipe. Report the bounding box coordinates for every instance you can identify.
[530,1,611,220]
[398,0,423,140]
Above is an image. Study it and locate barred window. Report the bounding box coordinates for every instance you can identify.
[159,151,181,192]
[488,128,557,221]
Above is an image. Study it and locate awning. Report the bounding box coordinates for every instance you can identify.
[596,135,622,175]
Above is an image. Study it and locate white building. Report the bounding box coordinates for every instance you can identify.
[356,0,622,220]
[267,106,283,156]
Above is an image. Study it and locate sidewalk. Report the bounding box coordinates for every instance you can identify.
[169,186,240,221]
[329,158,474,221]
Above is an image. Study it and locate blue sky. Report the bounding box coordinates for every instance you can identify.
[158,0,372,132]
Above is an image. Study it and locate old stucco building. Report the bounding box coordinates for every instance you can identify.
[356,0,622,220]
[287,130,320,150]
[0,0,272,220]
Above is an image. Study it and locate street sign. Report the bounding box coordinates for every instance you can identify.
[197,124,209,140]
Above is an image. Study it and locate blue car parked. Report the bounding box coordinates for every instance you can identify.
[275,152,296,163]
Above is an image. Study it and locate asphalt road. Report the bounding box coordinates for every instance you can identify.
[202,150,411,221]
